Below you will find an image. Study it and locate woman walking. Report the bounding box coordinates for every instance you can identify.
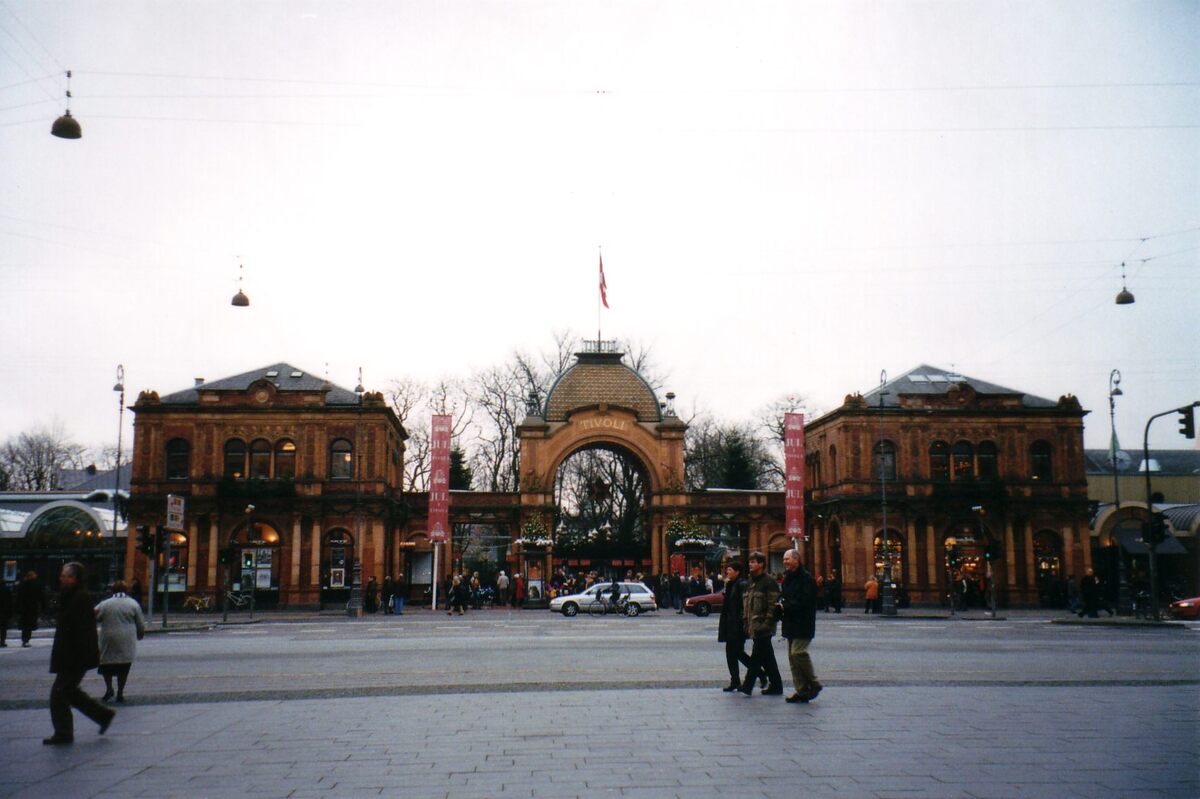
[448,574,468,616]
[94,580,146,702]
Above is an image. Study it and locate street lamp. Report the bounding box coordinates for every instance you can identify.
[231,263,250,307]
[1114,262,1135,305]
[111,365,125,584]
[944,536,957,616]
[51,70,82,139]
[972,505,995,616]
[877,370,896,616]
[1109,370,1131,615]
[347,368,365,617]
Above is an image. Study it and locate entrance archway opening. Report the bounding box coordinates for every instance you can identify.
[321,528,354,606]
[552,443,650,580]
[22,504,116,591]
[945,522,994,610]
[1034,530,1065,607]
[230,520,282,608]
[874,529,906,605]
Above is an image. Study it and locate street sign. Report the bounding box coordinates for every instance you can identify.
[166,494,186,532]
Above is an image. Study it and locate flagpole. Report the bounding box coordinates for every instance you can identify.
[597,246,602,347]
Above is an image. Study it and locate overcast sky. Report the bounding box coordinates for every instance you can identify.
[1,1,1196,456]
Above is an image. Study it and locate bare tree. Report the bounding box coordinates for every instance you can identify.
[0,422,87,491]
[386,377,473,491]
[755,392,812,487]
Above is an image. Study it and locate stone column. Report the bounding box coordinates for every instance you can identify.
[187,518,199,590]
[290,514,302,604]
[310,519,321,588]
[207,516,219,591]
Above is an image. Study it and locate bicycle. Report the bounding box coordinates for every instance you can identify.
[182,594,213,612]
[225,591,252,609]
[587,591,638,617]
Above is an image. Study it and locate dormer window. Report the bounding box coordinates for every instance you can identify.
[265,370,279,378]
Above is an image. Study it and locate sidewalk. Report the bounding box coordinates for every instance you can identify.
[0,685,1193,799]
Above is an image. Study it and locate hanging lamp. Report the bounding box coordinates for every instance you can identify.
[231,263,250,307]
[51,70,82,139]
[1114,261,1135,305]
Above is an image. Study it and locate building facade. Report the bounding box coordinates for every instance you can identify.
[126,364,408,609]
[803,365,1091,608]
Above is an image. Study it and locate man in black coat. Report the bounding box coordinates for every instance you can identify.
[716,561,754,692]
[0,578,11,647]
[780,549,823,703]
[44,562,114,745]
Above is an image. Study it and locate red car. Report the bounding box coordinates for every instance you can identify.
[683,591,724,617]
[1168,596,1200,620]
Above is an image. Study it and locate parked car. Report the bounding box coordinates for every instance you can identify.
[683,590,724,617]
[550,582,658,617]
[1168,596,1200,620]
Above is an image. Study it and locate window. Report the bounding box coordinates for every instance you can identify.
[275,439,296,479]
[929,441,950,481]
[224,439,246,479]
[1031,440,1052,481]
[249,438,271,479]
[952,441,975,479]
[977,441,998,480]
[873,440,896,481]
[329,438,353,480]
[165,438,190,480]
[829,445,838,484]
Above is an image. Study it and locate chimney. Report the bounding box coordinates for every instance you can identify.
[194,377,205,387]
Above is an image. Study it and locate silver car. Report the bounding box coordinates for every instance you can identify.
[550,581,658,617]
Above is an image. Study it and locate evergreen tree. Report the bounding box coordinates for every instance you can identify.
[448,446,474,490]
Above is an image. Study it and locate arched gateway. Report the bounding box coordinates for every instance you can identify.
[513,341,788,578]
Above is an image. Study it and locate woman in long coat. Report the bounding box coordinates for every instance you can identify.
[16,571,41,647]
[717,561,755,692]
[94,580,146,702]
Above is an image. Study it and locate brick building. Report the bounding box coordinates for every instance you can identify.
[126,363,407,609]
[803,365,1091,608]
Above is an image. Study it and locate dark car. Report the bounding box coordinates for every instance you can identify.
[683,590,724,617]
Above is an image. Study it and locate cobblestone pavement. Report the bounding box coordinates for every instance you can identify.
[1,610,1196,798]
[0,685,1194,799]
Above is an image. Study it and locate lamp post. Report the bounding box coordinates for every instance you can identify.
[972,505,995,616]
[244,504,256,620]
[111,365,125,585]
[877,370,896,616]
[944,536,957,616]
[1108,370,1131,615]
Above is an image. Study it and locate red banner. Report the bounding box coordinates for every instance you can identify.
[784,412,805,541]
[428,414,452,543]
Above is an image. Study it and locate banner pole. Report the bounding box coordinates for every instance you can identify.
[431,542,439,611]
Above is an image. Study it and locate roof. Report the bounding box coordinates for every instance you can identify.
[57,463,131,492]
[862,364,1059,409]
[544,351,663,423]
[157,362,360,406]
[1084,449,1200,476]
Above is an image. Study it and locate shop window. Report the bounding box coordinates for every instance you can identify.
[249,438,271,479]
[165,438,191,480]
[1031,440,1052,481]
[873,440,896,481]
[224,439,246,479]
[275,439,296,479]
[929,441,950,481]
[952,441,975,479]
[977,441,998,480]
[329,438,353,480]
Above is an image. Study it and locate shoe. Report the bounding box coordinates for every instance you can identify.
[98,710,115,735]
[762,685,784,696]
[759,675,768,689]
[722,682,741,693]
[43,735,73,745]
[22,642,31,648]
[738,683,754,696]
[785,692,805,703]
[804,681,823,702]
[102,690,114,702]
[115,695,125,703]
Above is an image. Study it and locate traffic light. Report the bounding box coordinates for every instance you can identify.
[1179,406,1196,440]
[218,547,234,566]
[984,543,999,562]
[136,524,154,556]
[1143,512,1169,547]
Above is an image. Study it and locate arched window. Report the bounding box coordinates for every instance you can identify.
[249,438,272,479]
[828,445,838,484]
[873,440,896,481]
[952,441,975,479]
[165,438,191,480]
[929,441,950,481]
[275,439,296,479]
[329,438,353,480]
[977,441,998,480]
[224,439,246,479]
[1030,440,1053,481]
